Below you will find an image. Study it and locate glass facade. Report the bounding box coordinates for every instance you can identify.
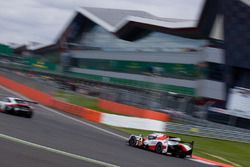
[206,62,225,82]
[223,0,250,69]
[0,44,13,56]
[79,26,207,52]
[72,58,200,80]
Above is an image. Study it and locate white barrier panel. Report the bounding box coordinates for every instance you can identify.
[226,87,250,119]
[101,113,165,131]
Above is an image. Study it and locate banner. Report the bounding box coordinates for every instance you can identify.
[226,87,250,119]
[209,87,250,119]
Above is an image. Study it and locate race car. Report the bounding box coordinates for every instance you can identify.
[128,132,194,158]
[0,97,35,118]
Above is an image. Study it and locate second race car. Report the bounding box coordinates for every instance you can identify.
[0,97,35,118]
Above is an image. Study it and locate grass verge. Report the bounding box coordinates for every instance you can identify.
[54,90,117,114]
[55,90,249,167]
[115,127,249,167]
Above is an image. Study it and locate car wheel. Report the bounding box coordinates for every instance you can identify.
[2,108,7,113]
[25,112,33,118]
[128,136,137,147]
[178,153,186,158]
[173,149,186,158]
[4,106,11,113]
[155,143,163,154]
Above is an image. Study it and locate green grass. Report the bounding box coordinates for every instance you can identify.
[116,127,250,167]
[55,90,250,167]
[54,90,117,114]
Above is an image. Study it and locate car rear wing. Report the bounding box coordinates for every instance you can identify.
[186,141,194,156]
[181,141,194,149]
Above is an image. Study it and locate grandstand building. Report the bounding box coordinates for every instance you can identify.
[0,44,13,57]
[32,0,250,126]
[33,0,227,101]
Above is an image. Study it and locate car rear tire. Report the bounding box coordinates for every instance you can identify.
[178,153,186,158]
[174,153,187,158]
[173,148,187,158]
[156,143,163,154]
[3,106,11,113]
[25,112,33,118]
[128,136,137,147]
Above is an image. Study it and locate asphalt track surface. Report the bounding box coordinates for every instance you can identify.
[0,86,212,167]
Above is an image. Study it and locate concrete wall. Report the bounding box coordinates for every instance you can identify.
[197,80,225,100]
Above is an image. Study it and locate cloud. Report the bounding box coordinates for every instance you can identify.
[0,0,74,44]
[0,0,204,45]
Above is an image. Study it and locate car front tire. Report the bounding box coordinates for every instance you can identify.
[128,136,137,147]
[25,112,33,118]
[155,142,163,154]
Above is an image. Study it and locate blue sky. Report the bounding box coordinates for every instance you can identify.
[0,0,204,46]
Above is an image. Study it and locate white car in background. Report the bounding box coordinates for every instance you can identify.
[0,97,35,118]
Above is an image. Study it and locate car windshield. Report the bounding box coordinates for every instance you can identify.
[148,135,157,140]
[0,98,11,102]
[15,99,27,104]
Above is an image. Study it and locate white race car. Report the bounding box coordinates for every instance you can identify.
[128,133,193,158]
[0,97,35,118]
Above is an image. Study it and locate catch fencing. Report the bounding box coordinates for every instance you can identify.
[165,122,250,143]
[1,65,250,142]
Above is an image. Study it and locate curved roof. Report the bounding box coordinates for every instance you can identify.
[77,7,200,41]
[73,0,218,40]
[78,7,197,32]
[35,0,218,51]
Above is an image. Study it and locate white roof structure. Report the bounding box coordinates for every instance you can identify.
[78,7,197,33]
[34,0,219,52]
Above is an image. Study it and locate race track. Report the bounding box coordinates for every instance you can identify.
[0,86,212,167]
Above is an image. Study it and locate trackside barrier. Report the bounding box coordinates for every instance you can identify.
[165,122,250,143]
[101,113,166,131]
[0,76,53,106]
[0,75,166,125]
[0,75,102,123]
[51,99,102,123]
[98,99,170,122]
[80,108,102,123]
[51,99,83,116]
[0,69,237,167]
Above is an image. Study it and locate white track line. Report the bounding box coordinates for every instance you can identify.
[189,159,217,166]
[0,133,119,167]
[39,105,128,140]
[202,152,241,167]
[1,85,227,167]
[0,85,128,140]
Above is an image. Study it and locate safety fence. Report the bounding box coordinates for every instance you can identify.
[170,112,250,133]
[1,70,250,143]
[165,122,250,143]
[0,74,166,131]
[0,63,195,113]
[0,74,169,124]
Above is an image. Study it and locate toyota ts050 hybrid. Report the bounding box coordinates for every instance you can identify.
[0,97,35,118]
[128,133,194,158]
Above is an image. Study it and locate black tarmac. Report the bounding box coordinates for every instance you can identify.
[0,87,212,167]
